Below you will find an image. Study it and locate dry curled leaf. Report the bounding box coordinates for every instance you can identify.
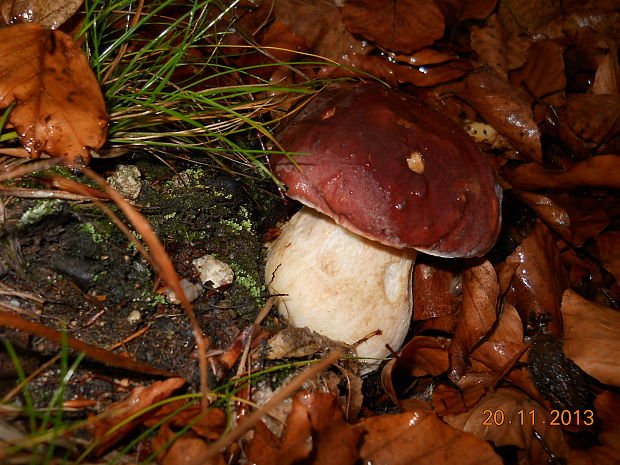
[341,0,445,53]
[561,290,620,387]
[0,24,108,167]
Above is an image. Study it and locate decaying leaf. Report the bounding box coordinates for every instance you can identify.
[595,230,620,282]
[561,290,620,388]
[341,0,445,54]
[0,0,83,29]
[0,23,108,167]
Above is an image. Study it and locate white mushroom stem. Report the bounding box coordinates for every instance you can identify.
[265,207,415,369]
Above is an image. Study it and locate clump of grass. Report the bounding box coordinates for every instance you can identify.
[79,0,326,178]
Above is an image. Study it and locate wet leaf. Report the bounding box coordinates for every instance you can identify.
[555,194,610,247]
[278,392,361,465]
[450,260,499,378]
[470,14,508,78]
[357,409,502,464]
[144,400,227,440]
[509,190,572,240]
[510,40,566,100]
[470,303,525,375]
[561,290,620,387]
[445,388,567,464]
[153,425,225,465]
[567,391,620,465]
[595,230,620,282]
[502,155,620,190]
[0,0,83,29]
[0,24,107,167]
[565,94,620,145]
[504,221,566,336]
[432,384,487,416]
[444,0,497,21]
[341,0,445,53]
[413,259,462,320]
[90,378,186,455]
[382,336,449,407]
[455,70,542,162]
[273,0,369,68]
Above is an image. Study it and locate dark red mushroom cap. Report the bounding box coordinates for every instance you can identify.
[271,83,502,258]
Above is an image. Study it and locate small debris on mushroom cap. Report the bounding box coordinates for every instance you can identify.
[271,83,502,257]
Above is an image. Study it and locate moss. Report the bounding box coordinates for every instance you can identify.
[19,199,64,227]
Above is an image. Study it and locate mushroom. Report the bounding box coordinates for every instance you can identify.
[265,83,502,368]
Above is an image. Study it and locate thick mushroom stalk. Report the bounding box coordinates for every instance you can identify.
[266,83,502,368]
[266,207,415,362]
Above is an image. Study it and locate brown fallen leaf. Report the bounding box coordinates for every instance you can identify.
[90,378,186,456]
[341,0,445,54]
[504,220,567,336]
[278,392,361,465]
[565,94,620,147]
[510,40,566,100]
[470,14,509,78]
[450,260,499,379]
[509,190,572,240]
[413,258,462,320]
[470,303,526,375]
[0,0,83,29]
[502,155,620,190]
[566,391,620,465]
[445,388,567,465]
[595,230,620,282]
[455,70,543,162]
[443,0,498,21]
[382,335,449,408]
[553,194,610,247]
[357,409,502,465]
[153,424,226,465]
[0,24,107,167]
[561,289,620,387]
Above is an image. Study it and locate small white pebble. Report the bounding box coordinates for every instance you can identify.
[166,279,203,304]
[192,255,235,289]
[127,310,142,324]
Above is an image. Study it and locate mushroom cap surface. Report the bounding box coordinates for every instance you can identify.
[271,83,502,258]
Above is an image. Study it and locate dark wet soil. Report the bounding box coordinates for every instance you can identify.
[0,152,287,401]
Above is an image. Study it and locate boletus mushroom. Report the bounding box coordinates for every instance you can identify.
[265,83,502,369]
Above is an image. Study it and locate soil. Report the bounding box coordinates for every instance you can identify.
[0,152,288,402]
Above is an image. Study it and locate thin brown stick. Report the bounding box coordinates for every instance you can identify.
[0,159,60,183]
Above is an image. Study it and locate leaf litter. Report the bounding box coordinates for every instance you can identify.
[0,0,619,464]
